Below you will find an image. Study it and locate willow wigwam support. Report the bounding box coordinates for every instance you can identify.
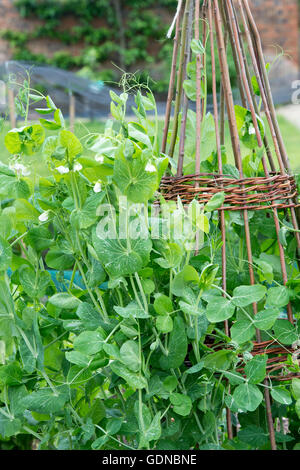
[161,0,300,450]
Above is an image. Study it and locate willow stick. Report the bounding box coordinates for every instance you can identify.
[169,0,191,158]
[208,0,233,441]
[177,0,194,176]
[161,2,183,154]
[195,0,203,177]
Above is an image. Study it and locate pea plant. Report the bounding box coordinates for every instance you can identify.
[0,78,299,451]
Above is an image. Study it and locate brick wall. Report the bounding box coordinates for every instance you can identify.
[0,0,298,73]
[251,0,299,66]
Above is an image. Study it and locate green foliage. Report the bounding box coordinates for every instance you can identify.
[0,68,299,451]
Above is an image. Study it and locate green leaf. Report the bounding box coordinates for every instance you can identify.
[155,243,183,269]
[202,350,234,371]
[49,293,81,310]
[110,361,147,389]
[271,387,292,405]
[19,266,51,299]
[0,415,21,438]
[233,383,263,412]
[114,157,158,203]
[171,265,199,297]
[59,129,82,160]
[21,386,69,414]
[74,331,105,356]
[266,286,290,308]
[232,284,266,307]
[65,350,90,367]
[245,355,267,384]
[5,125,45,155]
[0,236,12,271]
[235,105,265,150]
[238,425,269,448]
[205,192,225,212]
[206,297,235,322]
[179,301,205,317]
[160,317,187,370]
[0,363,22,386]
[223,371,245,386]
[292,378,300,400]
[170,393,192,416]
[163,376,178,392]
[93,230,152,278]
[156,316,173,333]
[120,340,140,372]
[76,303,102,330]
[296,399,300,419]
[114,301,149,319]
[273,320,298,345]
[25,227,53,253]
[154,294,173,316]
[253,307,280,331]
[231,318,255,344]
[128,122,151,147]
[191,38,205,55]
[185,362,204,375]
[45,248,74,270]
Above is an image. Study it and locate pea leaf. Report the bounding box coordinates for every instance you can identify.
[0,415,21,438]
[154,294,173,316]
[114,157,158,203]
[93,230,152,278]
[156,316,173,333]
[160,317,187,370]
[202,350,234,371]
[170,393,192,416]
[271,387,292,405]
[205,297,235,322]
[273,320,298,345]
[74,331,105,356]
[49,293,81,310]
[59,129,82,160]
[0,236,12,271]
[110,361,147,389]
[266,286,290,308]
[21,385,69,414]
[238,425,269,448]
[205,192,225,212]
[114,301,149,319]
[76,303,102,330]
[231,318,255,344]
[232,284,267,307]
[120,340,140,372]
[19,266,51,299]
[233,383,263,412]
[244,355,267,384]
[292,378,300,400]
[253,307,280,331]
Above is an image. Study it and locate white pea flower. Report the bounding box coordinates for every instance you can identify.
[10,162,31,177]
[95,155,104,164]
[93,181,102,193]
[56,165,69,174]
[73,162,82,172]
[39,211,49,223]
[145,162,156,173]
[248,125,255,135]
